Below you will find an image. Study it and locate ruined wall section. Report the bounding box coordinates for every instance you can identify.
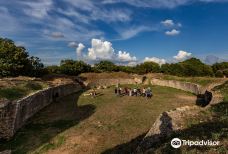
[0,83,81,139]
[151,79,201,95]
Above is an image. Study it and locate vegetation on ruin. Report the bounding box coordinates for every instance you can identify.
[0,81,48,100]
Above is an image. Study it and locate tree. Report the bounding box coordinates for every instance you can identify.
[135,62,160,74]
[94,61,118,72]
[46,65,61,74]
[29,56,46,77]
[215,70,224,78]
[0,38,44,77]
[60,60,91,75]
[212,62,228,73]
[118,65,134,73]
[223,69,228,77]
[161,58,214,77]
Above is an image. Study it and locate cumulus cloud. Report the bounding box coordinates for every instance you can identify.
[87,39,115,60]
[161,19,174,27]
[76,39,137,63]
[144,57,166,65]
[165,29,180,36]
[173,50,192,61]
[117,51,137,62]
[76,43,85,59]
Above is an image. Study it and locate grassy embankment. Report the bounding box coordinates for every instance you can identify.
[0,81,48,100]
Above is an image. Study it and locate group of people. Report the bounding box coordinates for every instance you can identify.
[114,85,153,98]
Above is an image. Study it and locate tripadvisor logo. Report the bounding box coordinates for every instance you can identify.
[171,138,220,148]
[171,138,182,148]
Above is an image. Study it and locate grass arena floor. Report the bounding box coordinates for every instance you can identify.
[0,85,196,154]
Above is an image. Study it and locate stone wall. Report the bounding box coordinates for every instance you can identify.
[150,79,201,95]
[0,99,15,139]
[0,83,81,140]
[136,106,201,153]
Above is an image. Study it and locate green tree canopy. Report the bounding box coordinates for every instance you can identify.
[0,38,44,77]
[60,60,91,75]
[94,60,118,72]
[161,58,214,77]
[135,62,160,74]
[212,62,228,72]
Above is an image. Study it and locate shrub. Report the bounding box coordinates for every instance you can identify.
[94,61,118,72]
[215,70,224,78]
[223,69,228,78]
[60,60,91,75]
[135,62,160,74]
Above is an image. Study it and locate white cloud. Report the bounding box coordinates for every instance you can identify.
[127,61,138,66]
[173,50,192,61]
[165,29,180,36]
[76,39,137,63]
[68,42,78,48]
[161,19,174,27]
[63,0,132,23]
[144,57,166,65]
[21,0,53,19]
[0,6,20,34]
[15,41,26,47]
[50,32,64,38]
[76,43,85,59]
[87,39,115,60]
[118,26,153,40]
[117,51,137,62]
[103,0,189,8]
[103,0,227,9]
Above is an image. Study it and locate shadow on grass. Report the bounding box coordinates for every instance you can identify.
[101,133,146,154]
[0,91,96,154]
[102,102,228,154]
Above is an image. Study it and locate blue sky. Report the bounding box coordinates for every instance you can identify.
[1,0,228,65]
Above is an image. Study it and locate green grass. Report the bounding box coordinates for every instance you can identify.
[213,81,228,101]
[0,81,48,100]
[0,85,196,154]
[162,75,221,86]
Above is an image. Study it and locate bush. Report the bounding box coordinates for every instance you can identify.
[212,62,228,73]
[215,70,224,77]
[94,61,118,72]
[223,70,228,78]
[135,62,160,74]
[46,65,61,74]
[60,60,91,75]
